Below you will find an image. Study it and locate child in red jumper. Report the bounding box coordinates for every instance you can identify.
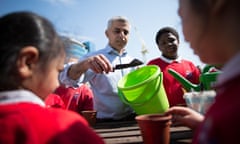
[0,11,104,144]
[45,37,94,113]
[147,27,200,106]
[166,0,240,143]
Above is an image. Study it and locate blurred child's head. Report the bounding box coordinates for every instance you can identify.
[178,0,240,64]
[0,11,65,99]
[61,36,95,63]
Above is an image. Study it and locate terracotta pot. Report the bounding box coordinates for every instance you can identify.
[81,110,97,126]
[135,114,172,144]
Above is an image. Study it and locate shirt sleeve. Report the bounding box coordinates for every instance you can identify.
[59,62,84,88]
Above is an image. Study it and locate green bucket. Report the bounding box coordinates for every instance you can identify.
[117,65,169,115]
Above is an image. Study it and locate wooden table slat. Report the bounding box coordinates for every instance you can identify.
[102,136,143,144]
[93,120,193,144]
[98,130,141,138]
[94,126,140,133]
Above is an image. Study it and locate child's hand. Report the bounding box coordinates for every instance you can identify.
[165,106,204,130]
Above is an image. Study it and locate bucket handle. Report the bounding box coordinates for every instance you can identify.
[118,74,162,106]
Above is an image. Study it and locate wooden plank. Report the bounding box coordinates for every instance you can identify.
[94,125,139,133]
[98,130,141,138]
[93,121,193,144]
[103,136,143,144]
[94,120,137,129]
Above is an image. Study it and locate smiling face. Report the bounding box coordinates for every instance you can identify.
[157,32,179,60]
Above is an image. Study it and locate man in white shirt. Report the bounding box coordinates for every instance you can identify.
[59,16,137,121]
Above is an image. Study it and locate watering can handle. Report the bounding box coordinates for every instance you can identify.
[168,68,201,92]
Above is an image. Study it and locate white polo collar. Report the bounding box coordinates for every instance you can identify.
[160,55,181,63]
[0,90,45,106]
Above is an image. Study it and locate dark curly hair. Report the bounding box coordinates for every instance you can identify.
[155,27,179,45]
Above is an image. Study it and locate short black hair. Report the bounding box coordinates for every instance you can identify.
[155,27,179,44]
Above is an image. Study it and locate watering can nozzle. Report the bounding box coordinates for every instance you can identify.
[168,68,221,91]
[168,68,201,92]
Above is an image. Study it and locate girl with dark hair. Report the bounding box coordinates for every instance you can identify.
[0,11,104,144]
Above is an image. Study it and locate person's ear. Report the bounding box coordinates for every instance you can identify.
[17,46,39,78]
[158,45,163,52]
[156,42,162,51]
[105,30,109,38]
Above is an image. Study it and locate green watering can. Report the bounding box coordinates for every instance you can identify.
[168,68,221,92]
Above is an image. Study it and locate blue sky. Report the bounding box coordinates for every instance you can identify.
[0,0,203,66]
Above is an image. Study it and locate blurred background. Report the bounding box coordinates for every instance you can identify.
[0,0,204,67]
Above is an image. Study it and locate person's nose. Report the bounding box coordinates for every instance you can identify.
[119,31,125,37]
[119,32,126,40]
[168,41,177,46]
[168,42,174,46]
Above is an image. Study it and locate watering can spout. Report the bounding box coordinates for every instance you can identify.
[168,68,201,92]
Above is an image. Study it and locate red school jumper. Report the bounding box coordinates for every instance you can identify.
[45,84,94,113]
[45,93,66,109]
[148,58,200,106]
[0,102,104,144]
[55,84,94,112]
[192,75,240,144]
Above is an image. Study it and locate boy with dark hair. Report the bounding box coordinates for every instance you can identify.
[147,27,201,106]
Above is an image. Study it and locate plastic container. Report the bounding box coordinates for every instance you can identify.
[118,65,169,115]
[183,90,216,114]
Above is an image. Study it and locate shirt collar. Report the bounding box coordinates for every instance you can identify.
[106,44,127,56]
[160,55,181,63]
[0,90,45,106]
